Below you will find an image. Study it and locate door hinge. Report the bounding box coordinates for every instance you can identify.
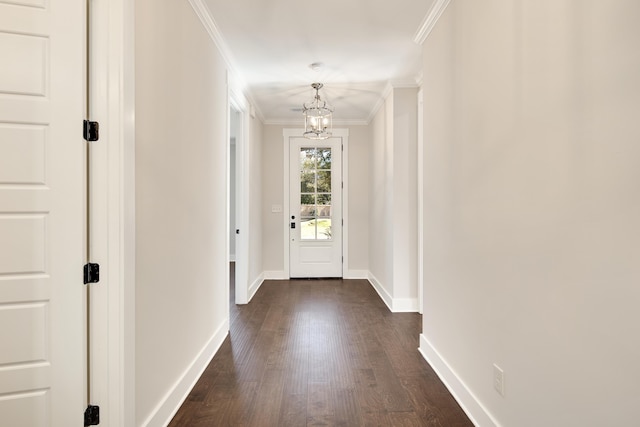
[83,263,100,284]
[83,120,99,142]
[84,405,100,426]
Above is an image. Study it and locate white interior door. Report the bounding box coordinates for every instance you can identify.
[289,137,342,278]
[0,0,87,425]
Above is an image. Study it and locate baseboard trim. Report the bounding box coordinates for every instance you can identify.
[247,273,264,302]
[263,270,287,280]
[419,334,499,427]
[366,272,419,312]
[344,269,369,279]
[367,272,393,311]
[141,319,229,427]
[393,297,419,312]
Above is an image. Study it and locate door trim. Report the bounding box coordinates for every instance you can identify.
[90,0,136,424]
[282,128,349,279]
[417,88,424,315]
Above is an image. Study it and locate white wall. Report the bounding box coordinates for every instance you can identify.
[345,125,370,273]
[420,1,640,426]
[261,125,285,275]
[368,105,392,293]
[135,1,229,425]
[392,88,418,306]
[384,98,395,294]
[368,87,419,311]
[261,124,370,277]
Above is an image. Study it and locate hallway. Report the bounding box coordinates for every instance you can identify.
[169,275,472,426]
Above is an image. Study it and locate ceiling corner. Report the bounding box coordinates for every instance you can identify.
[413,0,452,45]
[187,0,241,80]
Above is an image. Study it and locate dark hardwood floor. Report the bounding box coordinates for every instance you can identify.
[169,267,473,426]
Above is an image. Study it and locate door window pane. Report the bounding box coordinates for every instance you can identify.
[301,194,315,204]
[316,218,332,240]
[300,218,316,240]
[300,148,316,170]
[317,194,331,205]
[300,171,315,193]
[317,148,332,169]
[301,189,316,217]
[317,171,331,193]
[317,194,331,217]
[299,147,333,240]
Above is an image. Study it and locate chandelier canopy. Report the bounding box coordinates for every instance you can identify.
[302,83,333,140]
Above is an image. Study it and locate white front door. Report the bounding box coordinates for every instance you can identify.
[0,0,87,425]
[289,137,342,278]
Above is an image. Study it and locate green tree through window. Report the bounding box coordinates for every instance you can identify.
[300,147,332,240]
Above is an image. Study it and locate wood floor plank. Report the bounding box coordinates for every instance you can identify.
[169,276,473,427]
[222,381,258,426]
[307,381,333,425]
[387,411,425,427]
[246,368,285,427]
[277,391,307,426]
[333,387,362,426]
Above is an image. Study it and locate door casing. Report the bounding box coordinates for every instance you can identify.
[88,0,136,425]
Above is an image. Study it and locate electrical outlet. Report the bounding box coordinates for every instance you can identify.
[493,364,505,397]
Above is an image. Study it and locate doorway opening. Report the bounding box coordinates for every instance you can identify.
[228,96,249,305]
[229,106,240,294]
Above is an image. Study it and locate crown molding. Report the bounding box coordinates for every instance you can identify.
[387,79,420,91]
[187,0,239,81]
[189,0,253,104]
[188,0,268,123]
[366,83,392,124]
[244,92,266,123]
[366,95,386,124]
[366,79,421,123]
[413,0,451,45]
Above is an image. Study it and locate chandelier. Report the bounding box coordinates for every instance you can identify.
[302,83,333,140]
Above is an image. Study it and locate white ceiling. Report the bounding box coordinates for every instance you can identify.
[202,0,436,124]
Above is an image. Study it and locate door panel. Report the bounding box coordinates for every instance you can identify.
[0,0,86,424]
[289,137,342,278]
